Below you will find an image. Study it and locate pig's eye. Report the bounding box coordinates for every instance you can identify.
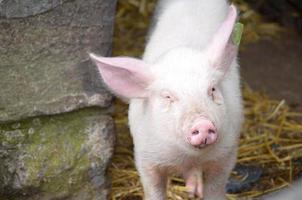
[211,88,216,100]
[208,86,223,105]
[208,86,216,98]
[164,94,172,99]
[208,86,216,99]
[160,90,176,102]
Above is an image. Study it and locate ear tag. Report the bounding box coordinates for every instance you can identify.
[231,22,244,46]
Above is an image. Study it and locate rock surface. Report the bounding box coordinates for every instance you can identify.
[0,0,117,199]
[0,0,116,122]
[0,0,64,18]
[0,108,115,200]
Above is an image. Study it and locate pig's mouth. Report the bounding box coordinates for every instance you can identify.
[194,139,210,149]
[194,137,217,149]
[195,145,207,149]
[191,133,218,149]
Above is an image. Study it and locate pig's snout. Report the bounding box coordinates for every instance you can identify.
[187,118,218,148]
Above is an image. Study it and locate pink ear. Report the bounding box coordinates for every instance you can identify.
[206,5,238,73]
[89,53,154,99]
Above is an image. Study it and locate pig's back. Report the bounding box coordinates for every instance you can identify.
[143,0,229,63]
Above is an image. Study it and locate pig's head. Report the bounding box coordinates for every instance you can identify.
[90,5,238,151]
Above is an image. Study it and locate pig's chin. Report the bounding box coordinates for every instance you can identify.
[192,143,209,150]
[174,138,207,155]
[175,142,210,157]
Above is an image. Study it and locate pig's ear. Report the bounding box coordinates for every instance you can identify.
[89,53,154,99]
[206,5,238,74]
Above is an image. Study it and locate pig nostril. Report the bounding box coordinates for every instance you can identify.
[208,129,216,134]
[204,138,207,145]
[192,130,199,135]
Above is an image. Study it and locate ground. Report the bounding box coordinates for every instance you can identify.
[241,30,302,111]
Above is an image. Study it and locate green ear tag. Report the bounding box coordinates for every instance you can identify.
[231,22,244,46]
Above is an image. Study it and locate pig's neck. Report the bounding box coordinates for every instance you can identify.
[143,0,229,63]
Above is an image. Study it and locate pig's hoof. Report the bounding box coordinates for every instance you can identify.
[185,172,203,199]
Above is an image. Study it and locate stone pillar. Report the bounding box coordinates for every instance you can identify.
[0,0,117,199]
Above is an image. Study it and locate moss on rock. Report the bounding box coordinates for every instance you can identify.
[0,107,115,200]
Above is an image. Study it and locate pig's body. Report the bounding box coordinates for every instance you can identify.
[144,0,230,62]
[129,0,243,199]
[90,0,243,199]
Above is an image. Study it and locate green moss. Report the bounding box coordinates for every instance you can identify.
[0,107,107,197]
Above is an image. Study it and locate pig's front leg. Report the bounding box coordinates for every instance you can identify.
[203,152,237,200]
[137,162,168,200]
[183,168,203,199]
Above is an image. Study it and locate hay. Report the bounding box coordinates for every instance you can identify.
[109,1,301,199]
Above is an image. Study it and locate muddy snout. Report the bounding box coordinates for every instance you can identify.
[186,117,218,148]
